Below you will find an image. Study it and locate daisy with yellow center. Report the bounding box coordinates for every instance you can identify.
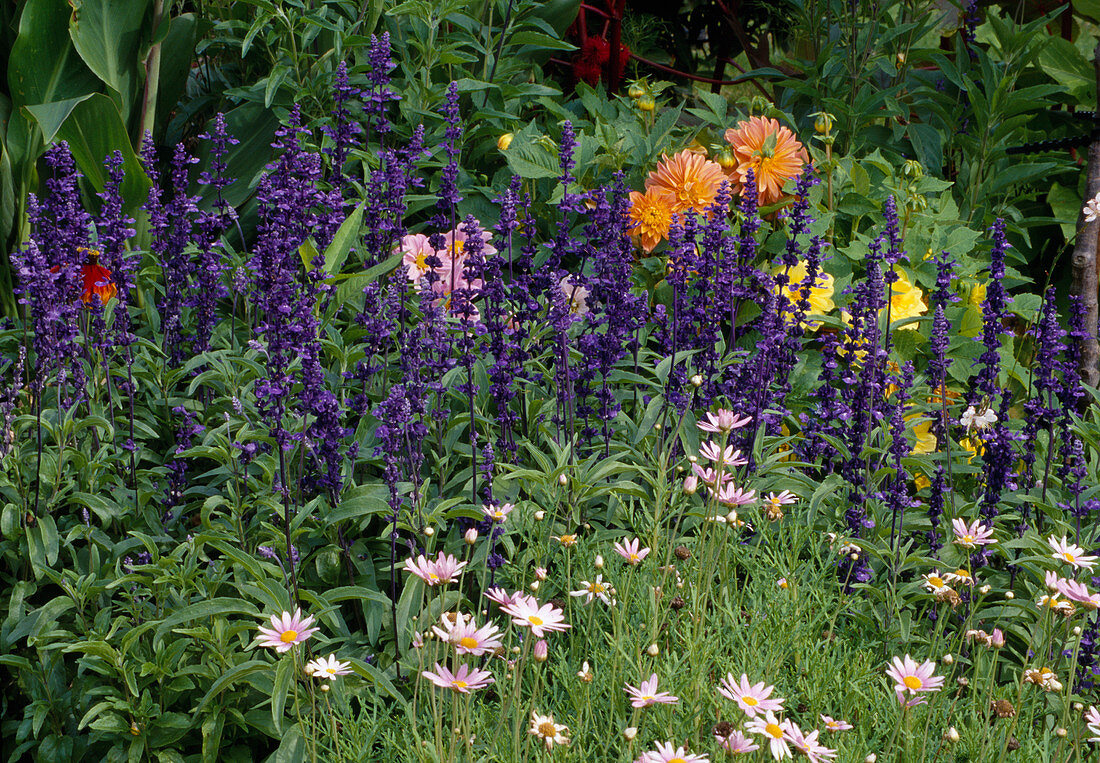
[716,673,785,718]
[552,533,578,547]
[724,116,809,205]
[744,711,793,759]
[529,711,570,750]
[569,574,614,606]
[629,189,674,252]
[921,570,948,592]
[644,149,728,216]
[421,662,494,694]
[304,654,353,681]
[255,608,319,653]
[1049,535,1098,570]
[886,654,944,706]
[431,612,503,656]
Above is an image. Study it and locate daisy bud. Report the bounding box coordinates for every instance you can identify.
[957,677,969,687]
[850,553,859,561]
[304,664,316,676]
[943,653,954,665]
[534,640,548,662]
[595,555,604,569]
[865,755,877,763]
[687,455,698,463]
[1075,702,1085,711]
[1074,626,1083,636]
[535,567,548,581]
[1057,727,1067,738]
[654,422,662,430]
[683,476,699,495]
[979,584,991,595]
[534,510,545,521]
[320,684,330,692]
[690,374,703,387]
[465,529,478,545]
[424,526,434,537]
[530,581,540,591]
[577,661,593,682]
[647,643,659,657]
[558,474,568,486]
[945,727,959,743]
[623,727,638,741]
[512,646,521,654]
[676,465,684,473]
[1005,591,1014,600]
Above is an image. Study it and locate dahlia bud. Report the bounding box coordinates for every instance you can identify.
[637,94,656,112]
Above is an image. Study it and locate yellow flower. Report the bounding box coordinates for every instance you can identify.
[628,189,674,253]
[908,414,936,455]
[724,116,809,206]
[968,282,987,308]
[889,269,927,329]
[644,149,728,217]
[961,436,985,463]
[775,261,835,329]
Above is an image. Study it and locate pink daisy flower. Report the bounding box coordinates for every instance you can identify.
[951,518,996,548]
[482,502,514,523]
[714,483,756,507]
[624,673,679,708]
[305,654,353,680]
[699,441,748,465]
[1057,577,1100,609]
[718,673,785,718]
[691,463,731,488]
[404,551,467,586]
[256,608,319,653]
[1049,535,1098,570]
[716,730,759,754]
[637,741,709,762]
[501,597,571,637]
[421,662,494,693]
[613,537,651,565]
[764,491,797,510]
[744,711,792,760]
[819,715,852,732]
[431,612,504,655]
[783,723,836,762]
[697,409,752,433]
[885,655,944,707]
[484,586,523,607]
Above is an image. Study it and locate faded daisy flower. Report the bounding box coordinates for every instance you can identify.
[528,711,570,750]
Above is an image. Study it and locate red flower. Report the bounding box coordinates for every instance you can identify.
[80,262,117,305]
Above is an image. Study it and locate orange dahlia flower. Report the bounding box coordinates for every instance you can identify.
[644,149,728,217]
[628,189,674,253]
[724,116,809,206]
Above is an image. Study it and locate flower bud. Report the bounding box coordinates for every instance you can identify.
[465,528,478,545]
[683,475,699,495]
[1075,626,1083,636]
[943,653,954,665]
[320,683,330,692]
[497,133,514,151]
[536,566,548,581]
[865,755,877,763]
[424,526,435,537]
[1005,591,1014,600]
[690,374,703,388]
[979,584,991,595]
[623,726,638,740]
[558,474,568,486]
[627,82,646,99]
[1057,727,1068,737]
[647,643,659,657]
[534,640,548,662]
[991,628,1004,648]
[595,555,604,569]
[637,94,656,112]
[945,727,959,743]
[813,112,835,135]
[529,581,540,591]
[534,510,545,521]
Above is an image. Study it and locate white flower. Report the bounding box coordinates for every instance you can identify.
[960,405,997,430]
[1084,191,1100,223]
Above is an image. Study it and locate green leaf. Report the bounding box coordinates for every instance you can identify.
[193,659,269,715]
[153,597,259,645]
[271,656,293,731]
[23,95,94,144]
[507,30,576,51]
[323,202,364,275]
[7,0,100,107]
[157,14,205,130]
[68,0,151,106]
[329,250,404,307]
[47,93,150,209]
[193,102,279,209]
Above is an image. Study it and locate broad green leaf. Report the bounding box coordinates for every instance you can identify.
[49,93,150,208]
[194,659,269,715]
[68,0,151,109]
[271,656,293,731]
[192,102,279,209]
[8,0,99,107]
[153,597,258,645]
[157,14,205,130]
[323,202,364,275]
[24,95,95,144]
